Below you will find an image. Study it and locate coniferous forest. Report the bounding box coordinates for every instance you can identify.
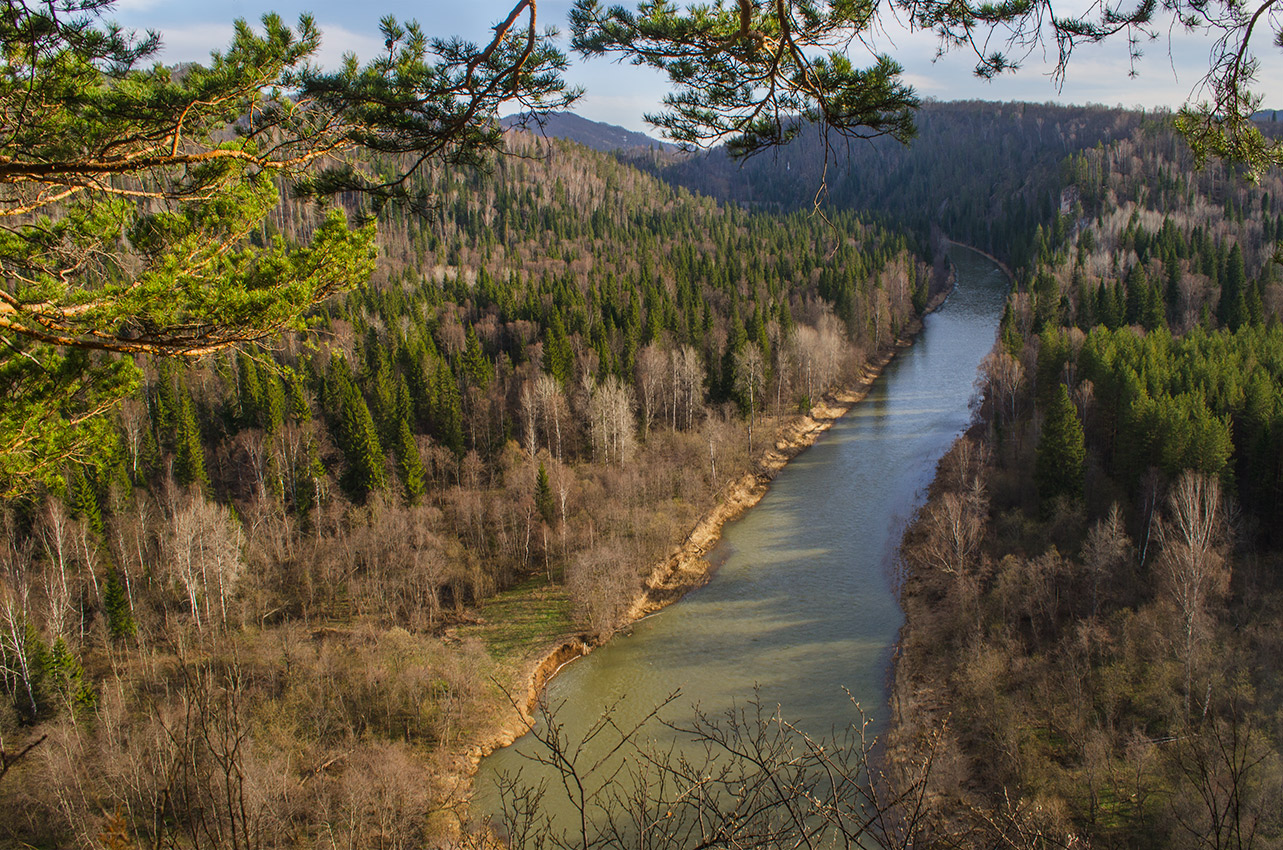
[3,20,1283,849]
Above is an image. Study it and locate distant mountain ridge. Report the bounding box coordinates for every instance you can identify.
[501,111,676,152]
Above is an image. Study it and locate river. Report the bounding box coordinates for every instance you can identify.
[475,247,1009,840]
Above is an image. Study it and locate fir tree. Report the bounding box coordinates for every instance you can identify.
[288,371,313,422]
[432,361,466,457]
[542,315,575,385]
[1165,261,1183,323]
[263,372,286,435]
[720,309,747,404]
[1124,264,1147,325]
[45,637,96,717]
[999,301,1023,355]
[69,468,103,537]
[1142,281,1165,331]
[237,353,264,429]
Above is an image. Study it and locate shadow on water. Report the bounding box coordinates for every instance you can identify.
[475,247,1010,839]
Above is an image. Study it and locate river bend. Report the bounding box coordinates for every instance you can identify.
[477,247,1009,827]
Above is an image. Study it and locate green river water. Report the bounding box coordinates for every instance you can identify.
[475,247,1009,840]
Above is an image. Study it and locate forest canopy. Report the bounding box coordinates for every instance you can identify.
[2,0,1280,494]
[0,0,573,493]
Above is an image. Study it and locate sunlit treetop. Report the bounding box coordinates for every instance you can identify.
[0,0,575,494]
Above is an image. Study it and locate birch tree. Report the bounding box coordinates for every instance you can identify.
[587,375,637,465]
[164,491,245,631]
[734,343,767,452]
[1156,471,1230,716]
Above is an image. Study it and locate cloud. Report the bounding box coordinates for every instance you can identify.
[111,0,166,11]
[309,24,386,68]
[149,23,235,64]
[572,93,667,135]
[140,19,385,70]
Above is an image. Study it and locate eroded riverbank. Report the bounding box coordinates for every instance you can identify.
[465,324,923,773]
[468,247,1008,841]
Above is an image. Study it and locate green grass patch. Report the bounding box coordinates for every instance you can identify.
[461,576,576,668]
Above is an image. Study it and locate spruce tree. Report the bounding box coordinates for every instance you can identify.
[1142,281,1166,331]
[1124,264,1147,325]
[336,376,387,500]
[1165,261,1183,323]
[263,372,286,435]
[70,468,104,537]
[542,315,574,385]
[721,309,747,404]
[432,361,466,457]
[1036,383,1087,506]
[288,372,313,422]
[102,568,136,641]
[535,463,555,524]
[46,637,96,717]
[393,417,427,505]
[174,391,208,489]
[999,302,1023,355]
[238,353,264,429]
[1218,243,1248,330]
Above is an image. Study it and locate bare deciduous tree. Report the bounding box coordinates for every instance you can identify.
[163,490,245,631]
[1167,687,1283,850]
[733,343,766,452]
[535,373,568,461]
[1083,503,1130,618]
[36,501,79,643]
[0,577,39,719]
[485,690,943,850]
[1155,472,1230,716]
[791,316,847,407]
[586,376,636,466]
[670,346,704,431]
[566,539,637,638]
[521,380,540,457]
[980,351,1024,433]
[635,344,666,440]
[920,493,985,581]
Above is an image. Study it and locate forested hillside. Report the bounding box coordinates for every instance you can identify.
[657,101,1160,269]
[0,128,933,846]
[890,115,1283,847]
[4,80,1282,848]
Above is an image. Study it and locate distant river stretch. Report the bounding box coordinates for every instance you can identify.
[476,246,1010,833]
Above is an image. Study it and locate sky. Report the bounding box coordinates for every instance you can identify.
[110,0,1283,139]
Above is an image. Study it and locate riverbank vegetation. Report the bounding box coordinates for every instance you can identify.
[0,113,937,844]
[891,115,1283,847]
[3,7,1282,840]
